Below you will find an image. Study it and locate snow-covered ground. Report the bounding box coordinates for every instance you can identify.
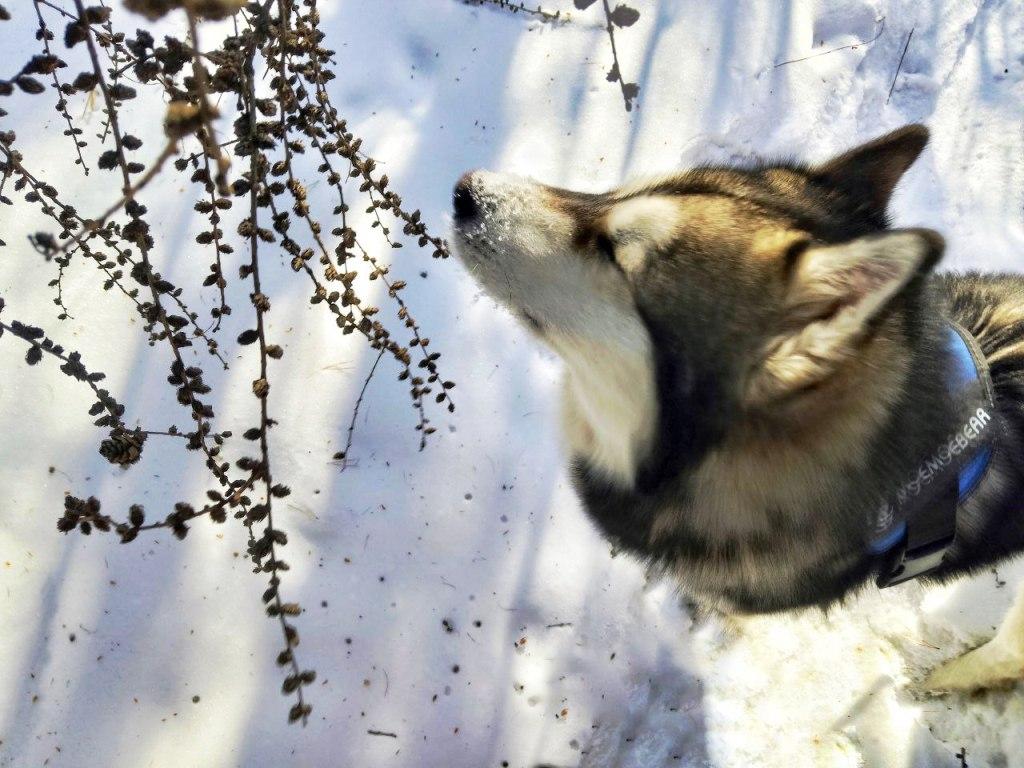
[1,1,1023,766]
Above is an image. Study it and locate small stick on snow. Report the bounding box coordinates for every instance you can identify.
[887,27,914,103]
[770,17,884,68]
[368,729,398,738]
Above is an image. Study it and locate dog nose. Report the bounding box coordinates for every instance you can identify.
[453,172,479,222]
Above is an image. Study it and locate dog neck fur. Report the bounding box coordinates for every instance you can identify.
[553,325,658,488]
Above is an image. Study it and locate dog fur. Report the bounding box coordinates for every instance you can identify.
[451,126,1024,691]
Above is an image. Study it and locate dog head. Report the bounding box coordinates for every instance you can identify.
[451,126,944,487]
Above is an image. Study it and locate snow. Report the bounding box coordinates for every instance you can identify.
[1,0,1023,766]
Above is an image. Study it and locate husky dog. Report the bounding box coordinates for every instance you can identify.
[451,126,1024,691]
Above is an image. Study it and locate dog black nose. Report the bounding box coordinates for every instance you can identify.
[453,173,478,222]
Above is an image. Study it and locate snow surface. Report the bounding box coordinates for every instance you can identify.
[1,1,1023,766]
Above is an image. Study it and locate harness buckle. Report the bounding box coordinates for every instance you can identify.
[877,533,955,588]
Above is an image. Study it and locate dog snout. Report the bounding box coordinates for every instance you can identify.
[453,172,480,222]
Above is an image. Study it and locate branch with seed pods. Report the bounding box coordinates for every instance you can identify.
[0,0,467,724]
[575,0,641,112]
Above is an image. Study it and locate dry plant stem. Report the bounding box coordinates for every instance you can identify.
[54,255,73,318]
[256,94,433,444]
[357,158,449,259]
[3,316,127,432]
[185,13,230,330]
[291,13,449,260]
[183,138,240,165]
[464,0,565,22]
[58,140,177,256]
[0,0,465,724]
[336,348,386,469]
[774,16,886,68]
[283,219,431,446]
[31,0,89,175]
[1,147,145,312]
[198,143,230,331]
[242,2,311,723]
[87,492,246,532]
[74,0,137,198]
[276,186,433,444]
[2,315,186,443]
[271,113,405,368]
[35,0,177,92]
[76,1,237,500]
[268,12,438,445]
[185,10,230,194]
[357,195,454,414]
[95,0,125,143]
[35,0,78,20]
[63,473,259,536]
[600,0,634,113]
[109,51,155,79]
[0,146,228,367]
[17,6,263,562]
[290,2,455,423]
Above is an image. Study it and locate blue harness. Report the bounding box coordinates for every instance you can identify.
[870,323,996,587]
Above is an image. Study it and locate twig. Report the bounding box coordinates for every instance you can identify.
[273,23,456,430]
[2,146,144,313]
[598,0,639,112]
[886,27,914,103]
[34,0,76,20]
[35,0,178,93]
[367,730,398,738]
[240,0,312,725]
[774,17,886,68]
[31,0,90,175]
[58,475,258,539]
[185,10,230,194]
[75,0,240,511]
[0,145,228,368]
[95,0,126,144]
[263,119,440,448]
[335,348,385,470]
[181,138,240,165]
[59,141,177,256]
[462,0,566,23]
[141,429,188,439]
[195,144,230,332]
[73,0,140,200]
[0,315,127,431]
[260,90,435,444]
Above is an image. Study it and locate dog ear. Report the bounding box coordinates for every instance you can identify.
[810,124,929,217]
[745,228,944,406]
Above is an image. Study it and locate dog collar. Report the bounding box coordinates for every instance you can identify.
[870,322,996,588]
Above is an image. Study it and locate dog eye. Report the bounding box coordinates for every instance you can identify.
[595,233,616,262]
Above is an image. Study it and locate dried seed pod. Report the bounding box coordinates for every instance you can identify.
[99,428,147,467]
[164,100,210,141]
[184,0,247,21]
